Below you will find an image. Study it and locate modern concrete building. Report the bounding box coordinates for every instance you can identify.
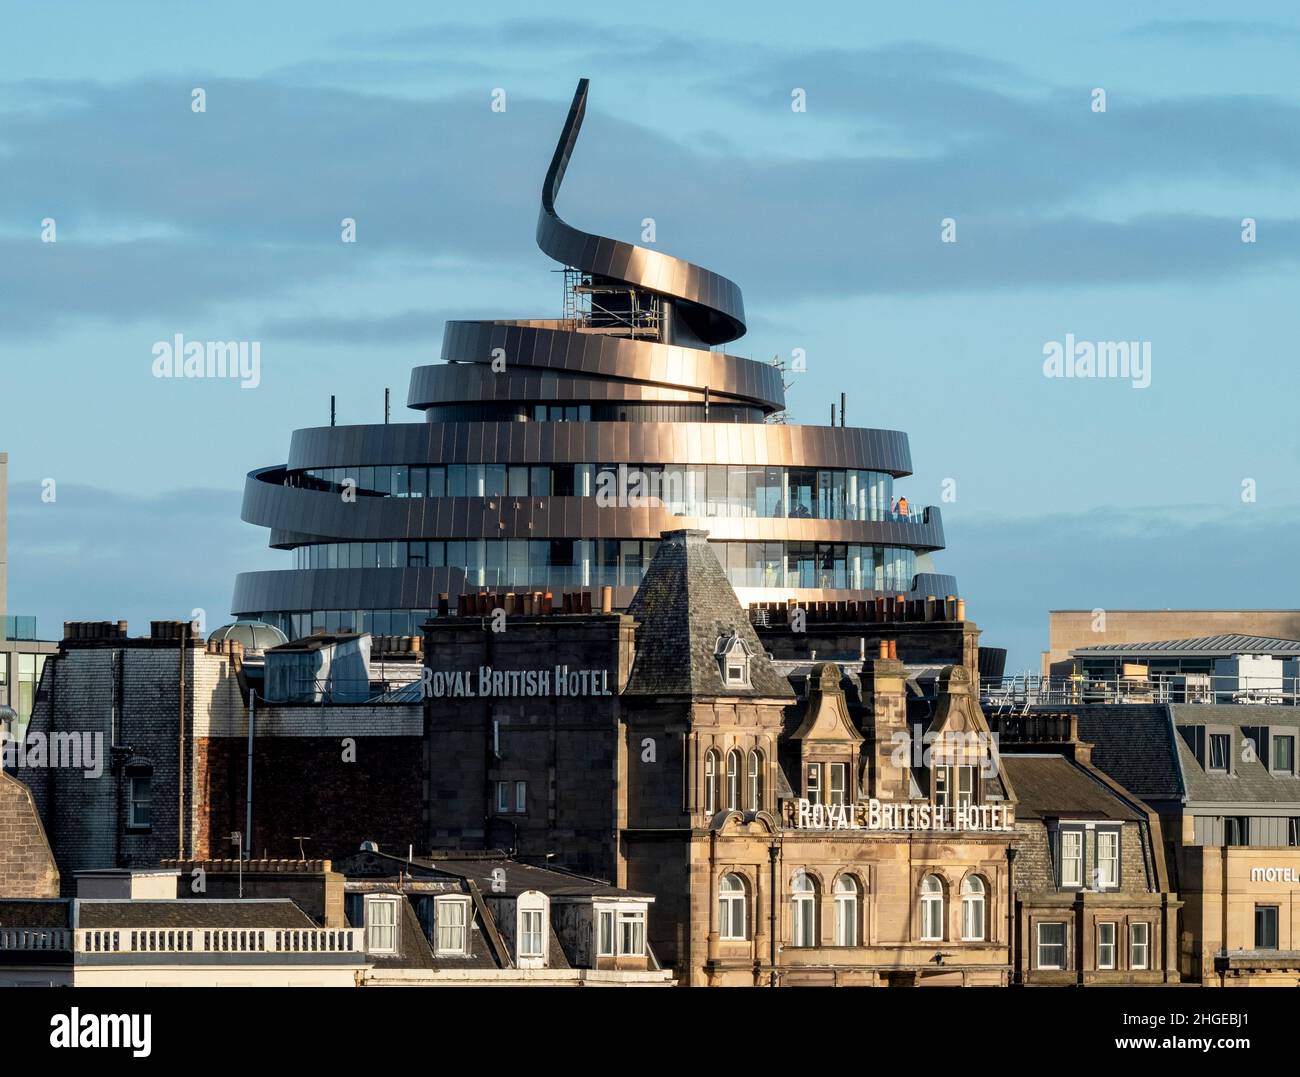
[232,80,955,638]
[1042,609,1300,677]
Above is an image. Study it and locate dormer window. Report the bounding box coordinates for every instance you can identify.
[715,632,753,689]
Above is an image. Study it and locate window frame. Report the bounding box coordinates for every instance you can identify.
[1036,921,1067,970]
[1255,904,1280,950]
[434,896,470,956]
[365,895,399,955]
[1097,921,1117,969]
[704,750,719,814]
[829,762,847,806]
[805,762,822,806]
[933,765,950,810]
[719,873,748,941]
[1130,922,1150,970]
[960,875,986,942]
[518,909,545,960]
[833,875,860,947]
[747,749,763,812]
[919,874,944,942]
[597,908,616,957]
[1271,733,1296,777]
[127,771,153,831]
[1059,827,1084,889]
[726,749,742,811]
[791,872,817,948]
[956,765,976,809]
[1207,731,1231,773]
[618,909,647,957]
[1096,828,1120,890]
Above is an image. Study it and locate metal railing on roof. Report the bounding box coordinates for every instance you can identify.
[981,674,1300,709]
[0,927,362,954]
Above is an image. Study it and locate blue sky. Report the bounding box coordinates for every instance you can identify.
[2,1,1299,671]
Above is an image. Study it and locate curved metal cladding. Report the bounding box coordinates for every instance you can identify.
[233,79,957,631]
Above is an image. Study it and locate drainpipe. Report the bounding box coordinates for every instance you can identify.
[1006,847,1018,985]
[768,841,780,987]
[111,650,123,868]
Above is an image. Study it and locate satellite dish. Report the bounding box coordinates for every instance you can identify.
[360,840,379,852]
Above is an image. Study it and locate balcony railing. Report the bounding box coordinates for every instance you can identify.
[0,927,362,955]
[982,674,1300,709]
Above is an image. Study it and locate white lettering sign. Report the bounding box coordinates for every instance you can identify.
[422,665,611,699]
[1250,867,1299,883]
[790,797,1013,833]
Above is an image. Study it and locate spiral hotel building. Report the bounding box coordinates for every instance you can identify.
[232,81,956,638]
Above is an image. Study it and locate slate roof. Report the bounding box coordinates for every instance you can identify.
[1045,705,1187,802]
[1072,634,1300,657]
[1170,705,1300,805]
[1001,755,1144,821]
[75,899,317,929]
[0,899,71,929]
[423,854,653,901]
[624,529,795,698]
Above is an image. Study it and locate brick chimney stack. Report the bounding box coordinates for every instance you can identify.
[861,646,909,802]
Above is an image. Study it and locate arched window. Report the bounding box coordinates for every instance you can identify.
[961,875,986,941]
[920,874,944,941]
[704,750,719,814]
[726,749,742,811]
[719,873,748,940]
[747,749,764,812]
[833,875,860,946]
[791,871,817,947]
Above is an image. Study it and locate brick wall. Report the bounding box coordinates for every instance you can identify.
[17,640,422,886]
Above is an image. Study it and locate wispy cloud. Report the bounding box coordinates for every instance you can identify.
[6,482,274,633]
[1128,19,1300,43]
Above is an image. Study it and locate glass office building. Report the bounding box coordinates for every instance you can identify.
[232,80,956,638]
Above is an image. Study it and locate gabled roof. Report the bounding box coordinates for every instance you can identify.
[1001,755,1144,821]
[1073,634,1300,658]
[624,529,794,699]
[1026,705,1186,802]
[789,663,863,744]
[336,849,651,900]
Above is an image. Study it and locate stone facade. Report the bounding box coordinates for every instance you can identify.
[422,531,1024,986]
[1179,845,1300,986]
[0,772,59,897]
